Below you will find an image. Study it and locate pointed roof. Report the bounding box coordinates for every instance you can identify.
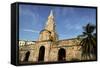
[44,10,55,31]
[49,10,53,17]
[48,10,54,18]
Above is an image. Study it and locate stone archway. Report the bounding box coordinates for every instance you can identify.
[38,46,45,61]
[23,51,30,62]
[58,48,66,61]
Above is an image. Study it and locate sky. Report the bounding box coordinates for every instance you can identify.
[19,4,96,41]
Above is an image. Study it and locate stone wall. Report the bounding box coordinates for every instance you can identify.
[19,38,82,63]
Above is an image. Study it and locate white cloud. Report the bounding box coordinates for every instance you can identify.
[54,7,76,18]
[23,29,39,33]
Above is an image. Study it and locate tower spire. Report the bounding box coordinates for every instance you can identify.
[38,10,58,41]
[48,10,54,19]
[49,10,53,17]
[45,10,55,31]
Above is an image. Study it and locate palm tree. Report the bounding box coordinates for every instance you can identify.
[78,23,96,60]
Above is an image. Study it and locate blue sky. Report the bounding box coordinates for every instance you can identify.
[19,4,96,41]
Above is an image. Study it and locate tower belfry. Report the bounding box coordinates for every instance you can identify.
[38,10,58,41]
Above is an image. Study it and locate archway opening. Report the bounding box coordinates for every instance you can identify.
[38,46,45,61]
[23,51,30,62]
[58,48,66,61]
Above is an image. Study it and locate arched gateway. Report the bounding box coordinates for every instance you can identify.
[58,48,66,61]
[38,46,45,61]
